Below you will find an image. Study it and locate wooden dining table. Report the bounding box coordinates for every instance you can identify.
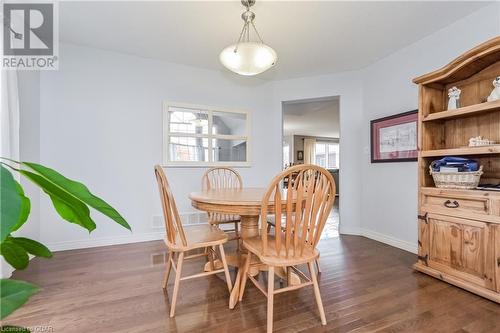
[189,187,300,309]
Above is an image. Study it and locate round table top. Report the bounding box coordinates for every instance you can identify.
[189,187,273,216]
[189,187,267,205]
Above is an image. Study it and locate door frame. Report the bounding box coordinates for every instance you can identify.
[280,95,341,226]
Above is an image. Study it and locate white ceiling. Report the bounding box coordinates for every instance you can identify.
[283,97,339,138]
[59,1,490,80]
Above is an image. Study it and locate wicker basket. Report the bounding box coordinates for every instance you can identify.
[429,165,483,190]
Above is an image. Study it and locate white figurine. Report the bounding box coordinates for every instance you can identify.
[447,86,461,110]
[469,136,495,147]
[487,76,500,102]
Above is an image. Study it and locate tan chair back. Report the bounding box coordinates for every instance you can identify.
[261,164,336,257]
[155,165,187,247]
[202,167,243,191]
[202,167,243,222]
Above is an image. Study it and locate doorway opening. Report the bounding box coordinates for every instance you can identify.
[282,96,340,238]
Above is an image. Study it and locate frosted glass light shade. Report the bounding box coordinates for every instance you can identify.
[219,42,277,76]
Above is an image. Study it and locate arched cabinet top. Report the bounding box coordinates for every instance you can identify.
[413,36,500,85]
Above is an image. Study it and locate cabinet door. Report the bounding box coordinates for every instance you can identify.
[427,213,495,290]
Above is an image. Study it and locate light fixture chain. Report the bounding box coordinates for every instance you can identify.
[251,21,264,43]
[234,21,249,52]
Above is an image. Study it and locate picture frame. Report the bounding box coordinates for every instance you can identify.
[370,110,418,163]
[297,150,304,161]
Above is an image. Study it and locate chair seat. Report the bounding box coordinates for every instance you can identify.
[243,236,319,266]
[166,224,228,251]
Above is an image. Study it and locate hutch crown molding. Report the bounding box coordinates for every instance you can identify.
[413,37,500,303]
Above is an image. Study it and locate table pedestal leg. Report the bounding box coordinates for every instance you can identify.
[229,215,260,308]
[202,214,302,309]
[239,215,259,239]
[275,267,301,285]
[229,258,244,309]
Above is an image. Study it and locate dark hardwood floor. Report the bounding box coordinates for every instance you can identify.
[5,235,500,332]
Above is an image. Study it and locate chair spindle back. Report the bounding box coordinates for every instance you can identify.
[261,165,336,258]
[155,165,187,247]
[202,167,243,222]
[202,167,243,191]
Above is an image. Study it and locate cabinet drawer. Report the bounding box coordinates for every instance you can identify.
[493,200,500,218]
[422,193,489,215]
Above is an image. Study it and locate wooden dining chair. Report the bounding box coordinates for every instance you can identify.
[267,215,322,274]
[238,165,336,332]
[154,165,233,317]
[202,167,243,243]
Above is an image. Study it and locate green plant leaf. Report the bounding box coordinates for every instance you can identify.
[0,242,29,270]
[17,169,96,232]
[22,162,130,230]
[0,326,31,332]
[0,165,21,243]
[11,182,31,233]
[0,164,31,240]
[10,237,52,258]
[0,279,39,320]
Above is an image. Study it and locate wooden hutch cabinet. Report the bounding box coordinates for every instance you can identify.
[413,37,500,303]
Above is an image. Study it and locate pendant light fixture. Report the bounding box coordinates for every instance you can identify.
[219,0,277,76]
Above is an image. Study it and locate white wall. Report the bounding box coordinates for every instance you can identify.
[359,3,500,252]
[29,4,500,253]
[39,43,279,250]
[282,134,293,165]
[18,71,41,241]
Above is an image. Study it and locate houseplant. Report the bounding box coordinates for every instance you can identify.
[0,158,131,330]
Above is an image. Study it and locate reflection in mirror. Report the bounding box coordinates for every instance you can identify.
[212,111,247,136]
[164,103,249,165]
[169,136,209,162]
[169,107,209,135]
[212,139,247,162]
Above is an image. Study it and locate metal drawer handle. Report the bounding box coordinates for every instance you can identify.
[444,200,459,208]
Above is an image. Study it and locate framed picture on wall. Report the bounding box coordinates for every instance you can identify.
[297,150,304,161]
[370,110,418,163]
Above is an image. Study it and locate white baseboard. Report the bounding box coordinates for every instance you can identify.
[47,231,165,252]
[359,228,417,254]
[338,227,361,236]
[45,226,416,255]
